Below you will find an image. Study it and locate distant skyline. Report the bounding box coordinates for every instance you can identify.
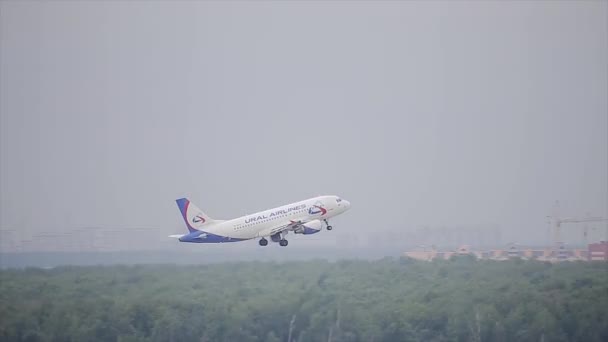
[1,1,606,253]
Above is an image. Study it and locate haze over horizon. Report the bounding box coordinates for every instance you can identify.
[1,1,606,255]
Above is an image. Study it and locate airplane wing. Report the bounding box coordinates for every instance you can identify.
[267,222,294,236]
[264,219,313,237]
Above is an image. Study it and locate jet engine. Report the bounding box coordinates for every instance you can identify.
[293,220,322,235]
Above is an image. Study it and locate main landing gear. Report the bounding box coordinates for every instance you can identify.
[324,219,333,231]
[259,237,288,246]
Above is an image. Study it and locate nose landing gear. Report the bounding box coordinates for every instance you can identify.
[259,238,268,246]
[324,219,333,231]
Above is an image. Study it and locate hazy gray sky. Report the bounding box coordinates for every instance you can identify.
[1,1,606,249]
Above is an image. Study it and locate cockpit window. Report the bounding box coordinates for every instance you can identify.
[336,198,342,203]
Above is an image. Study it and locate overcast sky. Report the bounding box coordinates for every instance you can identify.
[1,1,606,249]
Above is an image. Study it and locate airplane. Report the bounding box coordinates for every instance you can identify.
[169,195,351,246]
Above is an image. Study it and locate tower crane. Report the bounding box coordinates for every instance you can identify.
[547,215,608,248]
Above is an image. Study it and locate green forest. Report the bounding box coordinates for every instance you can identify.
[1,257,607,342]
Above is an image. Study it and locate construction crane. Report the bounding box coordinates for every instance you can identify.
[547,215,608,248]
[546,201,608,248]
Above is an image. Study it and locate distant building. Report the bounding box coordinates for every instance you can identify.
[403,243,595,262]
[556,244,570,261]
[403,250,435,261]
[457,245,471,255]
[588,241,608,261]
[572,249,588,259]
[507,244,520,258]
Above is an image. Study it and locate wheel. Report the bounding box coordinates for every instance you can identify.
[326,225,333,231]
[279,239,288,247]
[259,238,268,246]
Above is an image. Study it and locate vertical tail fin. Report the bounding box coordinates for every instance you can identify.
[176,198,216,233]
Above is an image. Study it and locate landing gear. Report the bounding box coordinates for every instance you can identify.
[279,239,289,247]
[259,238,268,246]
[324,219,332,231]
[326,225,333,231]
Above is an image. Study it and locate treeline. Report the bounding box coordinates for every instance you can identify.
[0,257,607,342]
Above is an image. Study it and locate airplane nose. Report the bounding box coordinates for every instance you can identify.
[343,200,351,209]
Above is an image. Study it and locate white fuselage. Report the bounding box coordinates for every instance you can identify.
[194,195,349,241]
